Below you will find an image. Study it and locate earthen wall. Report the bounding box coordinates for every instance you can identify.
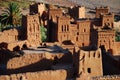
[96,7,109,18]
[0,70,67,80]
[76,49,103,77]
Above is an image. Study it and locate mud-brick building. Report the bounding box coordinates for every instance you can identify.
[100,13,114,28]
[95,6,109,18]
[72,20,91,47]
[30,3,46,16]
[22,14,41,47]
[69,6,85,19]
[73,48,103,78]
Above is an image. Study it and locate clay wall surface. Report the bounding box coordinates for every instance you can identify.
[7,40,27,51]
[114,42,120,55]
[92,75,120,80]
[48,9,63,22]
[6,52,72,74]
[114,21,120,32]
[96,7,109,18]
[0,29,18,43]
[0,70,67,80]
[30,3,45,16]
[57,16,71,42]
[97,30,115,54]
[47,8,63,42]
[22,14,41,47]
[101,13,114,28]
[74,20,91,46]
[69,6,85,19]
[78,6,85,18]
[78,49,103,77]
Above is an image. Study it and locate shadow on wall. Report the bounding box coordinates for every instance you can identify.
[0,42,13,75]
[0,42,13,64]
[7,58,53,75]
[99,45,120,75]
[6,53,73,75]
[0,43,73,79]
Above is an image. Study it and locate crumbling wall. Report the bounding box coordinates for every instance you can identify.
[0,70,67,80]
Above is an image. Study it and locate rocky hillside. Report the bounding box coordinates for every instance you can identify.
[32,0,120,13]
[68,0,120,12]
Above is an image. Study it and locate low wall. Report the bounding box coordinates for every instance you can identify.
[0,29,18,43]
[7,53,63,74]
[0,70,67,80]
[6,52,72,74]
[7,40,27,51]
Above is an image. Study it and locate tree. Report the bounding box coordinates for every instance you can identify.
[0,2,21,28]
[40,25,47,42]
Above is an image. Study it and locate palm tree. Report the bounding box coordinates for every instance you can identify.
[0,2,21,28]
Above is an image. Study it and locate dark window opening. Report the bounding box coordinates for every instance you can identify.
[82,43,84,47]
[98,53,100,58]
[87,68,91,73]
[62,26,63,32]
[67,25,69,31]
[64,25,66,31]
[93,52,95,57]
[84,29,86,32]
[76,37,78,41]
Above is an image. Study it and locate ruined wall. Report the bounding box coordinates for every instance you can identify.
[78,49,103,77]
[0,70,67,80]
[22,14,41,47]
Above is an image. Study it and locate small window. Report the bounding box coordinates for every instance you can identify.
[67,25,69,31]
[84,29,86,32]
[93,52,95,57]
[62,26,63,32]
[82,43,84,47]
[77,25,79,29]
[104,40,105,42]
[64,25,66,31]
[98,53,100,58]
[87,68,91,73]
[76,37,78,41]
